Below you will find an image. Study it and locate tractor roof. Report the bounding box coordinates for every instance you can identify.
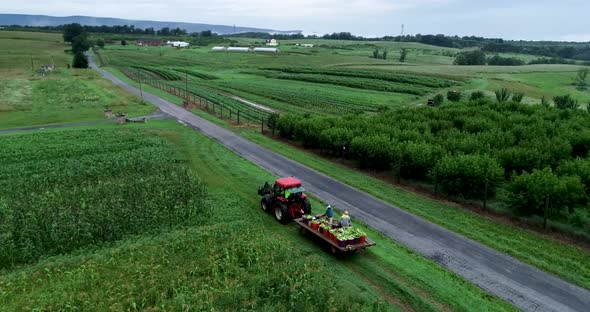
[275,177,302,188]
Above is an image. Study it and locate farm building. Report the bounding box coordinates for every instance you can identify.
[227,47,250,52]
[295,43,314,47]
[211,46,227,51]
[253,47,280,53]
[166,41,190,48]
[136,38,163,46]
[265,39,279,46]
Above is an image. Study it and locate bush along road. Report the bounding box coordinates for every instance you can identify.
[88,54,590,312]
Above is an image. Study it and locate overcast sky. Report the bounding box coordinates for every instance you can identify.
[2,0,589,41]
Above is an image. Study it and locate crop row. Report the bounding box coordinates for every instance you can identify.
[170,67,219,80]
[263,67,459,88]
[130,65,183,80]
[259,71,431,95]
[0,128,208,268]
[213,80,380,114]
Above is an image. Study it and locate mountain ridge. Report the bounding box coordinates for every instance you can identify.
[0,13,301,35]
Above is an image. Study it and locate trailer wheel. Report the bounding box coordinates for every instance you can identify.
[274,202,290,224]
[300,226,308,236]
[261,196,271,213]
[330,246,340,256]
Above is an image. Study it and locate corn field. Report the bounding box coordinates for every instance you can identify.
[0,128,208,268]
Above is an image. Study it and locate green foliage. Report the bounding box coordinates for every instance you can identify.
[71,34,90,53]
[121,39,127,46]
[541,96,551,107]
[266,113,280,129]
[276,100,590,226]
[575,68,589,90]
[454,50,486,65]
[554,94,579,110]
[557,158,590,200]
[382,49,388,60]
[350,134,399,169]
[447,90,462,102]
[72,51,88,68]
[62,23,84,43]
[0,129,208,268]
[508,168,584,217]
[495,88,511,103]
[512,92,525,103]
[487,55,525,66]
[372,48,379,59]
[399,48,407,62]
[469,91,486,101]
[435,154,504,199]
[96,38,105,48]
[433,93,445,106]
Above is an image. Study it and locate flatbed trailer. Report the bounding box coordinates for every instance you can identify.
[293,217,376,256]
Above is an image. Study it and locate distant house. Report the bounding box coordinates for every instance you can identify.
[265,39,279,46]
[136,38,163,46]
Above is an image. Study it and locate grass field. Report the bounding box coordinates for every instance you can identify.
[0,31,155,129]
[0,121,515,311]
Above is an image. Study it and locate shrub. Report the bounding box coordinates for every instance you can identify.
[541,96,551,107]
[512,92,525,103]
[508,168,584,223]
[433,93,445,106]
[72,51,88,68]
[435,154,504,199]
[495,88,511,103]
[454,50,486,65]
[554,95,579,110]
[487,55,525,66]
[470,91,486,101]
[447,90,462,102]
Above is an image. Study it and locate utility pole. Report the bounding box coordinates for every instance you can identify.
[30,53,34,72]
[185,71,188,104]
[401,24,405,37]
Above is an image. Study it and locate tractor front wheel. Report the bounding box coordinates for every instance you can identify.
[303,197,312,215]
[261,196,271,213]
[274,202,290,224]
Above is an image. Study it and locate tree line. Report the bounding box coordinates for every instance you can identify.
[454,50,590,66]
[3,24,187,36]
[274,97,590,229]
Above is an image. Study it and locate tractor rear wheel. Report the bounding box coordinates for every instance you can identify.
[303,197,312,215]
[261,196,271,213]
[274,202,290,224]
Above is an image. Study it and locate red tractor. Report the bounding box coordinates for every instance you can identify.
[258,177,312,224]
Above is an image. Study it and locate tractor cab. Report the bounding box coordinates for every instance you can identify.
[274,177,307,202]
[258,177,311,224]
